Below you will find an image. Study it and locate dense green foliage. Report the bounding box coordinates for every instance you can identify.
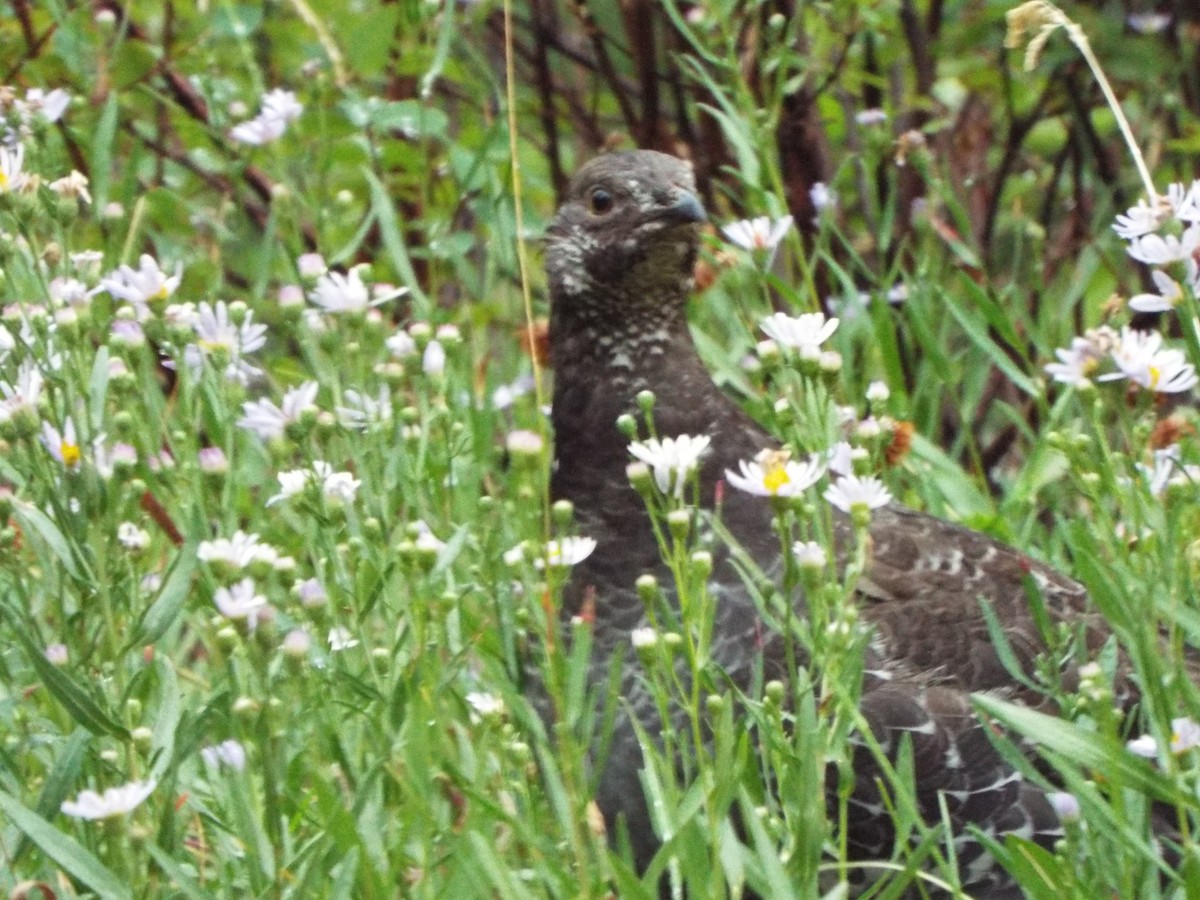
[2,0,1200,896]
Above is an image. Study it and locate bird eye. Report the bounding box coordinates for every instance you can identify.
[589,188,613,215]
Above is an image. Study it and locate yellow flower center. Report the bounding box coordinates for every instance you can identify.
[0,171,8,190]
[1149,365,1161,389]
[60,441,81,467]
[762,464,790,494]
[153,285,170,301]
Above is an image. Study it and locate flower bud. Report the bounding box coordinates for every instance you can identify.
[636,573,659,604]
[667,509,690,541]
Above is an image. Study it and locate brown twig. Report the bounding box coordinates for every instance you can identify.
[529,0,567,198]
[573,2,639,135]
[620,0,660,148]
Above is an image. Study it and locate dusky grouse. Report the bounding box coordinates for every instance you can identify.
[544,149,1104,896]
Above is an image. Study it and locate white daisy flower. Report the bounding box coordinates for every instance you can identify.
[1128,268,1187,313]
[1126,224,1200,265]
[1044,327,1120,386]
[48,170,91,204]
[261,88,303,122]
[163,302,200,331]
[793,540,828,569]
[41,418,83,470]
[386,330,418,358]
[809,183,836,213]
[48,276,90,307]
[198,530,272,570]
[1127,733,1159,757]
[336,386,393,430]
[61,779,156,820]
[726,449,825,498]
[1100,327,1199,393]
[267,468,312,506]
[230,115,287,145]
[238,380,319,441]
[21,87,71,122]
[533,536,597,570]
[722,215,794,252]
[1171,717,1200,752]
[200,739,247,772]
[213,578,269,628]
[321,469,361,506]
[328,626,359,651]
[70,249,104,275]
[627,434,712,499]
[855,108,888,126]
[1170,180,1200,224]
[1145,444,1181,496]
[827,441,856,477]
[0,143,28,194]
[759,311,839,358]
[117,522,150,551]
[309,270,380,314]
[1113,197,1170,240]
[185,301,268,384]
[93,254,182,308]
[1128,717,1200,758]
[0,360,44,422]
[267,461,360,506]
[229,88,304,145]
[414,526,446,556]
[825,474,892,514]
[1126,12,1172,34]
[465,691,505,718]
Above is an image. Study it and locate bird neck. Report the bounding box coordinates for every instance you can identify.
[548,290,768,514]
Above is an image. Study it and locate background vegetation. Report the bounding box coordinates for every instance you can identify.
[1,0,1199,896]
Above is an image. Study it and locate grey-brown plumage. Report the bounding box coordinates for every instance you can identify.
[544,150,1098,896]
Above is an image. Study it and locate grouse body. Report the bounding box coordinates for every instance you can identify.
[544,150,1100,896]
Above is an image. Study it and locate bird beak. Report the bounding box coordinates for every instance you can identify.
[664,191,707,225]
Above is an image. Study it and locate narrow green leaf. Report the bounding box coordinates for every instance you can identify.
[13,501,85,581]
[88,346,111,429]
[145,843,210,900]
[133,542,197,646]
[0,602,129,739]
[942,297,1039,397]
[972,694,1180,801]
[149,658,181,779]
[984,836,1067,900]
[362,167,430,316]
[737,788,794,899]
[429,524,471,579]
[0,790,132,900]
[88,93,120,211]
[11,728,90,865]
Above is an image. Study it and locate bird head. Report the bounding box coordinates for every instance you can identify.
[545,150,707,322]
